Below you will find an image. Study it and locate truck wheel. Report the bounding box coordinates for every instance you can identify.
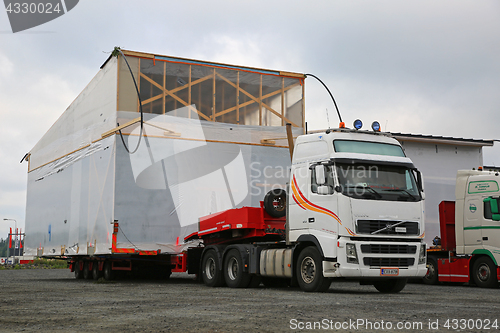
[472,257,498,288]
[224,249,252,288]
[296,246,331,292]
[83,261,92,280]
[202,250,225,287]
[74,261,83,279]
[423,257,438,285]
[264,189,286,218]
[373,279,407,293]
[103,261,115,281]
[92,261,103,280]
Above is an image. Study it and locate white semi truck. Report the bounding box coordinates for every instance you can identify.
[165,120,428,293]
[284,123,427,291]
[424,169,500,288]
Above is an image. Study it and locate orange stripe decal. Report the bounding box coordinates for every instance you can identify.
[291,174,357,236]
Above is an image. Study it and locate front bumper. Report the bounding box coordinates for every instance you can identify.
[323,238,427,278]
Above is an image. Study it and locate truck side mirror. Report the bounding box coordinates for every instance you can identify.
[415,169,424,193]
[317,186,330,195]
[315,165,326,186]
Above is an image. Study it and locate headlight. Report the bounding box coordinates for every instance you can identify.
[418,243,426,264]
[346,243,358,264]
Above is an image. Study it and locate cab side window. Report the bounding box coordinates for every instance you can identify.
[484,197,500,221]
[311,165,335,194]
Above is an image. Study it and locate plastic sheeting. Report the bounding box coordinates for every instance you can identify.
[113,109,301,252]
[29,57,118,172]
[25,52,305,256]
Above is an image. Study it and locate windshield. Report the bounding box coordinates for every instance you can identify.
[334,140,405,157]
[335,162,421,201]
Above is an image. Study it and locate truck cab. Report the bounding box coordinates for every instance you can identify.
[455,170,500,267]
[288,127,428,287]
[424,169,500,288]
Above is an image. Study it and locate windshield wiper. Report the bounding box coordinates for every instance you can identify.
[344,185,382,199]
[383,188,417,201]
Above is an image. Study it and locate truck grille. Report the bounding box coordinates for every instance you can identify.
[356,220,419,235]
[363,257,415,267]
[360,244,417,254]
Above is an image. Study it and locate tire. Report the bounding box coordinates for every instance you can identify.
[423,257,438,285]
[92,261,103,280]
[103,261,115,281]
[202,250,225,287]
[83,261,92,280]
[74,261,83,279]
[472,257,498,288]
[264,189,287,218]
[373,279,407,293]
[296,246,331,292]
[224,249,252,288]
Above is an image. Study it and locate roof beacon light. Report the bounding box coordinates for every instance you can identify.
[371,121,381,132]
[339,122,346,128]
[353,119,363,130]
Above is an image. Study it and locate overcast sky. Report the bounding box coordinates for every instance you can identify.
[1,0,499,239]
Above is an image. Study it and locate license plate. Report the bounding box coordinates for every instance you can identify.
[380,268,399,276]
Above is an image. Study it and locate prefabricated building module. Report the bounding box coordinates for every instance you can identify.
[24,49,305,258]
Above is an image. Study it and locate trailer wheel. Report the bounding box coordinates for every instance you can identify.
[202,250,225,287]
[224,249,251,288]
[264,189,286,218]
[423,257,438,285]
[74,261,83,279]
[92,261,103,280]
[472,257,498,288]
[296,246,331,292]
[83,261,92,280]
[103,261,115,281]
[373,279,407,293]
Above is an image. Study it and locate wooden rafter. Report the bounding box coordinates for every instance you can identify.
[139,72,212,122]
[138,67,301,127]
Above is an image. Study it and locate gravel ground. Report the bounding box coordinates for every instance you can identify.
[0,269,499,332]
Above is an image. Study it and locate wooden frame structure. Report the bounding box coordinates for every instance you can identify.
[117,50,305,130]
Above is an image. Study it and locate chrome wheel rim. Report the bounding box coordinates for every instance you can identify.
[300,256,315,284]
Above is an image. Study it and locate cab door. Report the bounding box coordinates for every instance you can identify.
[482,196,500,251]
[307,164,340,239]
[463,195,483,248]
